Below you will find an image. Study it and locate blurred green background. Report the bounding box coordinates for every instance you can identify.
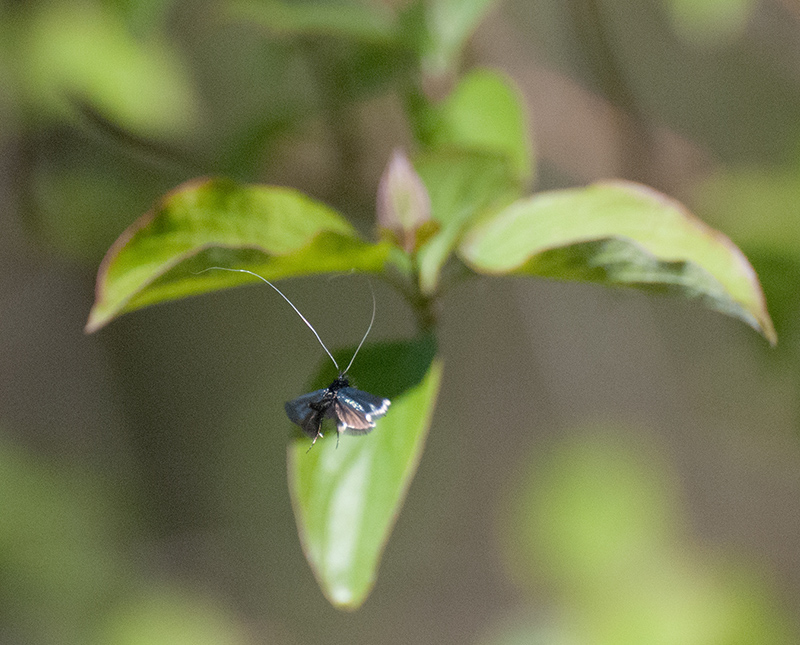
[2,0,800,643]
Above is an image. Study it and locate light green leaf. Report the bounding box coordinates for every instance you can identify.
[87,178,391,332]
[415,150,519,294]
[410,0,498,77]
[19,2,197,138]
[288,336,441,609]
[460,180,776,344]
[431,68,533,183]
[402,72,532,293]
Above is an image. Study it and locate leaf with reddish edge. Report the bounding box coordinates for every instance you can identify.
[460,180,776,344]
[86,177,391,333]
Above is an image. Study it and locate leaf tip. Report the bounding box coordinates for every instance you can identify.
[327,585,365,611]
[84,312,104,334]
[762,317,778,347]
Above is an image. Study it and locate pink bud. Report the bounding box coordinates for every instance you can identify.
[377,149,433,253]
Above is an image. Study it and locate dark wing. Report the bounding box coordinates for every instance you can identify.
[285,389,329,439]
[334,387,391,435]
[284,389,326,424]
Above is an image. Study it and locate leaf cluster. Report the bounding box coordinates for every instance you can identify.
[86,0,775,610]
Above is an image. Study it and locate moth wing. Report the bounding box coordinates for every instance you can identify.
[333,399,373,434]
[285,389,328,439]
[335,387,391,435]
[341,388,391,415]
[284,389,326,424]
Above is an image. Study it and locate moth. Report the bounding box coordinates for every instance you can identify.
[284,374,391,444]
[198,267,390,445]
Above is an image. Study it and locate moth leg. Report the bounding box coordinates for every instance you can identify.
[306,429,323,453]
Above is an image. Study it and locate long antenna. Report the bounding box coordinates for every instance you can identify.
[342,279,376,375]
[195,267,340,372]
[195,267,379,375]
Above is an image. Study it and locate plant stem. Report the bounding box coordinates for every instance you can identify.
[382,255,438,336]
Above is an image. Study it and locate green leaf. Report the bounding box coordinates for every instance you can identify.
[430,68,534,183]
[288,336,441,609]
[19,2,198,138]
[405,0,498,77]
[225,0,397,44]
[387,75,531,284]
[459,180,776,344]
[86,178,391,332]
[415,150,520,294]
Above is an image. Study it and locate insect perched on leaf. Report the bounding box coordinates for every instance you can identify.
[197,268,390,445]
